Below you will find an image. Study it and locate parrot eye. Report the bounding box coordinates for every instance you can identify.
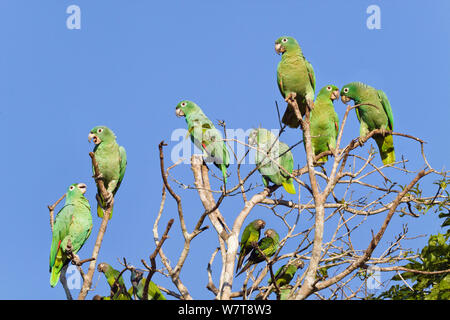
[69,186,75,190]
[181,102,187,107]
[327,86,332,91]
[343,88,349,93]
[282,38,288,43]
[97,128,103,133]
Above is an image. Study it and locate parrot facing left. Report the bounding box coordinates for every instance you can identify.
[49,183,92,287]
[248,128,296,194]
[236,219,266,273]
[130,269,166,300]
[175,100,230,183]
[340,82,395,165]
[88,126,127,219]
[275,36,316,128]
[268,259,304,289]
[236,229,280,277]
[97,262,132,300]
[307,85,340,163]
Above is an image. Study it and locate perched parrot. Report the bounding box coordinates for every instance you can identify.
[340,82,395,165]
[97,263,132,300]
[236,229,280,277]
[88,126,127,219]
[236,219,266,273]
[49,183,92,287]
[248,128,296,194]
[275,36,316,128]
[175,100,230,183]
[268,259,304,288]
[307,85,340,163]
[130,269,166,300]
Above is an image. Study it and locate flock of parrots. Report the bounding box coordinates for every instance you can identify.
[49,35,396,299]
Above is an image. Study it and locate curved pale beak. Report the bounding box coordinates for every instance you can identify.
[341,95,351,104]
[77,183,87,194]
[331,89,340,101]
[176,108,185,117]
[275,43,285,54]
[88,133,100,144]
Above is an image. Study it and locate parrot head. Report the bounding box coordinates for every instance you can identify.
[252,219,266,231]
[97,262,110,274]
[340,83,358,105]
[130,268,144,288]
[67,183,87,196]
[275,36,300,55]
[318,85,340,102]
[248,128,277,147]
[88,126,116,145]
[175,100,201,118]
[292,259,305,269]
[264,228,279,240]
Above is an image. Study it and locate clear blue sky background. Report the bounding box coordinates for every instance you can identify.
[0,1,448,299]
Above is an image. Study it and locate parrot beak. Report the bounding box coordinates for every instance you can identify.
[77,183,87,194]
[176,108,185,117]
[341,95,351,104]
[275,43,285,55]
[88,133,101,144]
[331,90,340,101]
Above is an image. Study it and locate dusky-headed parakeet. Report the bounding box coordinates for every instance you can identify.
[268,259,303,289]
[236,219,266,273]
[97,262,132,300]
[88,126,127,219]
[49,183,92,287]
[175,100,230,183]
[236,229,280,277]
[248,128,296,194]
[340,82,395,165]
[307,85,340,163]
[275,36,316,128]
[130,269,166,300]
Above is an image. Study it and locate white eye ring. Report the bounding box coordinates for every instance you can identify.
[282,38,288,43]
[70,186,75,190]
[343,88,349,93]
[97,128,103,133]
[181,102,187,107]
[327,86,332,91]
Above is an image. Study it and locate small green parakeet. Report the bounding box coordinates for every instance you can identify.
[236,229,280,277]
[275,36,316,128]
[175,100,230,183]
[268,259,303,288]
[249,128,296,194]
[97,263,132,300]
[130,269,166,300]
[49,183,92,287]
[236,219,266,273]
[340,82,395,165]
[307,85,340,163]
[88,126,127,219]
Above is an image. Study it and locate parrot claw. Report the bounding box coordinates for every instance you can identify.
[93,172,104,182]
[104,191,114,206]
[357,137,365,147]
[284,92,297,103]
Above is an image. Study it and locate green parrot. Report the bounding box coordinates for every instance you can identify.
[340,82,395,165]
[275,36,316,128]
[268,259,304,289]
[130,269,166,300]
[49,183,92,287]
[248,128,296,194]
[307,85,340,163]
[97,263,132,300]
[236,219,266,273]
[236,229,280,277]
[175,100,230,183]
[88,126,127,219]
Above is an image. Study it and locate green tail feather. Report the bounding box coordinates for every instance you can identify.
[374,134,395,165]
[220,164,228,184]
[317,155,328,163]
[50,248,64,287]
[97,194,113,220]
[282,179,296,194]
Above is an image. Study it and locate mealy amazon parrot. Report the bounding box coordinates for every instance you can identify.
[248,128,296,194]
[307,85,340,163]
[88,126,127,219]
[97,262,132,300]
[340,82,395,165]
[236,219,266,273]
[236,229,280,277]
[275,36,316,128]
[175,100,230,183]
[130,269,166,300]
[49,183,92,287]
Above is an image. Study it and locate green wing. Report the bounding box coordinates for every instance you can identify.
[305,60,316,92]
[115,145,127,194]
[377,90,394,130]
[278,142,294,179]
[49,204,73,269]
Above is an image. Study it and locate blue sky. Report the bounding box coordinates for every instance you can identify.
[0,1,448,299]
